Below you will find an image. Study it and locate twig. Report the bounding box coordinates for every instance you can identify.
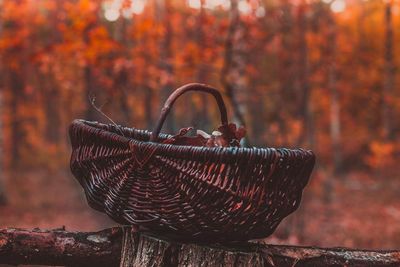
[89,94,125,137]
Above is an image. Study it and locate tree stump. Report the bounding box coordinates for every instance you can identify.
[119,227,400,267]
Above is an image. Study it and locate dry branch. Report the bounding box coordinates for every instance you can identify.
[0,227,400,267]
[0,227,122,267]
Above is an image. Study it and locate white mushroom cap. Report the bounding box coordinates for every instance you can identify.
[196,129,211,139]
[212,131,223,137]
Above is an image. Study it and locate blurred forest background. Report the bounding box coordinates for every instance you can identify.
[0,0,400,249]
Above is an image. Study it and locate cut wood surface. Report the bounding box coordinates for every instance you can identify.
[0,227,399,267]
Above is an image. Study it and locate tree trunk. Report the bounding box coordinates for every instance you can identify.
[0,11,7,204]
[221,0,249,145]
[117,72,133,124]
[1,227,400,267]
[327,14,342,180]
[0,93,6,205]
[83,20,102,122]
[8,68,25,169]
[44,82,61,144]
[192,0,210,131]
[140,19,154,130]
[115,18,133,125]
[277,0,295,146]
[247,82,264,146]
[44,0,63,145]
[1,0,26,170]
[84,65,98,120]
[157,0,175,133]
[144,85,154,130]
[382,0,395,141]
[296,1,314,149]
[292,2,312,242]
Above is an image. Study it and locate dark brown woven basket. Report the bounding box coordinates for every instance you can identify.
[70,83,315,243]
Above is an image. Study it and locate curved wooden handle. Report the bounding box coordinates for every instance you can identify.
[150,83,228,142]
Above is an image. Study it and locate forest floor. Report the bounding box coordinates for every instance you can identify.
[0,168,399,250]
[0,169,114,232]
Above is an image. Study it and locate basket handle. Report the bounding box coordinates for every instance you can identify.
[150,83,228,142]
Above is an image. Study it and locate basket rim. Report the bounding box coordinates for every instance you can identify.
[71,119,315,162]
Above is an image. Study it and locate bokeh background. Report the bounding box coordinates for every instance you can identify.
[0,0,400,250]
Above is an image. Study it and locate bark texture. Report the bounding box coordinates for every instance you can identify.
[0,227,122,267]
[1,227,400,267]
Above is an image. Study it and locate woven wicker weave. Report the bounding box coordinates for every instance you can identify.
[70,83,315,243]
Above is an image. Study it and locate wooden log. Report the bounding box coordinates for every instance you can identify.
[1,227,400,267]
[0,227,122,267]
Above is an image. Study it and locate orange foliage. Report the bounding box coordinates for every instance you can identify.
[365,141,396,170]
[0,0,397,170]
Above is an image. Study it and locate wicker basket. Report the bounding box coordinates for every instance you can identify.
[70,83,315,243]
